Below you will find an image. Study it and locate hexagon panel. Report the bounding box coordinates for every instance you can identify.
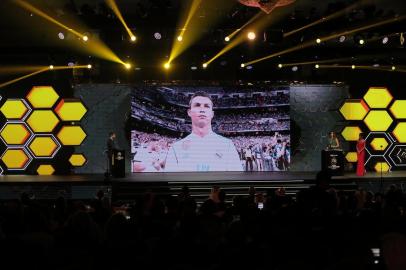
[28,135,61,158]
[393,122,406,143]
[339,99,369,120]
[0,99,31,120]
[57,126,87,145]
[364,110,393,131]
[26,86,59,108]
[370,138,389,151]
[26,110,60,133]
[55,99,87,121]
[0,122,31,145]
[69,153,87,166]
[1,148,32,170]
[345,152,358,163]
[363,87,393,109]
[374,162,390,172]
[390,100,406,119]
[37,164,55,175]
[341,126,363,141]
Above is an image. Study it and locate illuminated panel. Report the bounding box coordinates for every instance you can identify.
[0,99,31,120]
[0,122,31,145]
[54,99,87,121]
[341,126,362,141]
[37,164,55,175]
[339,99,369,120]
[370,138,389,151]
[393,122,406,143]
[363,87,393,109]
[26,86,59,108]
[27,135,60,158]
[69,153,87,166]
[390,100,406,119]
[26,110,59,133]
[364,110,393,131]
[57,126,87,145]
[374,162,390,172]
[1,148,32,170]
[345,152,358,163]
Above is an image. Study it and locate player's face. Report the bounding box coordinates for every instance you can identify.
[188,96,214,128]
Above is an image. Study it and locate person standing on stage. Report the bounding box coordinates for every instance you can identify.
[165,91,243,172]
[356,133,366,176]
[328,131,340,149]
[107,132,119,175]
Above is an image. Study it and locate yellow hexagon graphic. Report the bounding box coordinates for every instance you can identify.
[26,86,59,108]
[393,122,406,143]
[0,99,30,120]
[370,138,389,151]
[1,148,31,170]
[374,162,390,172]
[345,152,358,163]
[69,154,87,166]
[37,165,55,175]
[28,136,60,158]
[0,123,31,145]
[390,100,406,119]
[363,87,393,109]
[54,99,87,121]
[26,110,59,133]
[341,126,362,141]
[364,110,393,131]
[339,99,369,120]
[57,126,87,145]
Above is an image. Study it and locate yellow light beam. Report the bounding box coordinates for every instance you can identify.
[14,0,84,39]
[280,57,355,67]
[244,15,406,66]
[0,65,49,75]
[179,0,203,38]
[105,0,136,40]
[0,65,92,88]
[227,12,264,40]
[284,0,365,37]
[205,34,246,65]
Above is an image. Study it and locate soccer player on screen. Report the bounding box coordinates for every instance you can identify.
[165,92,243,172]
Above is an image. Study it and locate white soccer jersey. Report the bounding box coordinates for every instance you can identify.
[165,132,243,172]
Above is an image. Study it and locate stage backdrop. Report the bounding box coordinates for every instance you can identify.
[74,83,350,174]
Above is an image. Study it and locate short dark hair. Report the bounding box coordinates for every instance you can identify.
[189,91,213,108]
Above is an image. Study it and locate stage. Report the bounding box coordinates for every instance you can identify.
[0,171,405,202]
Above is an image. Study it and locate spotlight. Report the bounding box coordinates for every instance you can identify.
[339,35,346,43]
[202,63,208,68]
[241,63,245,68]
[83,35,89,42]
[392,66,396,71]
[49,65,54,70]
[68,62,75,67]
[246,65,253,70]
[373,63,380,67]
[177,35,183,42]
[359,39,365,45]
[315,64,320,69]
[278,64,283,68]
[87,64,92,69]
[58,32,65,40]
[164,62,171,69]
[154,32,162,40]
[382,36,389,44]
[292,66,298,72]
[351,65,355,69]
[316,38,321,44]
[191,66,197,70]
[225,36,230,42]
[247,32,256,40]
[125,63,132,69]
[130,35,137,42]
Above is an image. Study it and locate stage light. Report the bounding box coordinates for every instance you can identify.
[87,64,92,69]
[382,36,389,44]
[124,63,132,69]
[191,66,197,70]
[202,63,208,69]
[316,38,321,44]
[83,35,89,42]
[278,64,283,68]
[225,36,230,42]
[247,32,256,40]
[246,65,253,70]
[339,35,346,42]
[49,65,54,70]
[315,64,320,69]
[58,32,65,40]
[130,35,136,42]
[392,66,396,71]
[241,63,245,68]
[154,32,162,40]
[177,35,183,42]
[164,62,170,69]
[359,39,365,45]
[292,66,298,72]
[352,65,356,69]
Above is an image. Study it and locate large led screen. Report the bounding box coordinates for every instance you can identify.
[131,85,290,172]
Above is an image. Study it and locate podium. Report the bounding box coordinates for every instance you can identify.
[321,149,344,176]
[112,149,125,178]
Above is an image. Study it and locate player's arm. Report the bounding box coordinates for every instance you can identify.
[227,140,244,171]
